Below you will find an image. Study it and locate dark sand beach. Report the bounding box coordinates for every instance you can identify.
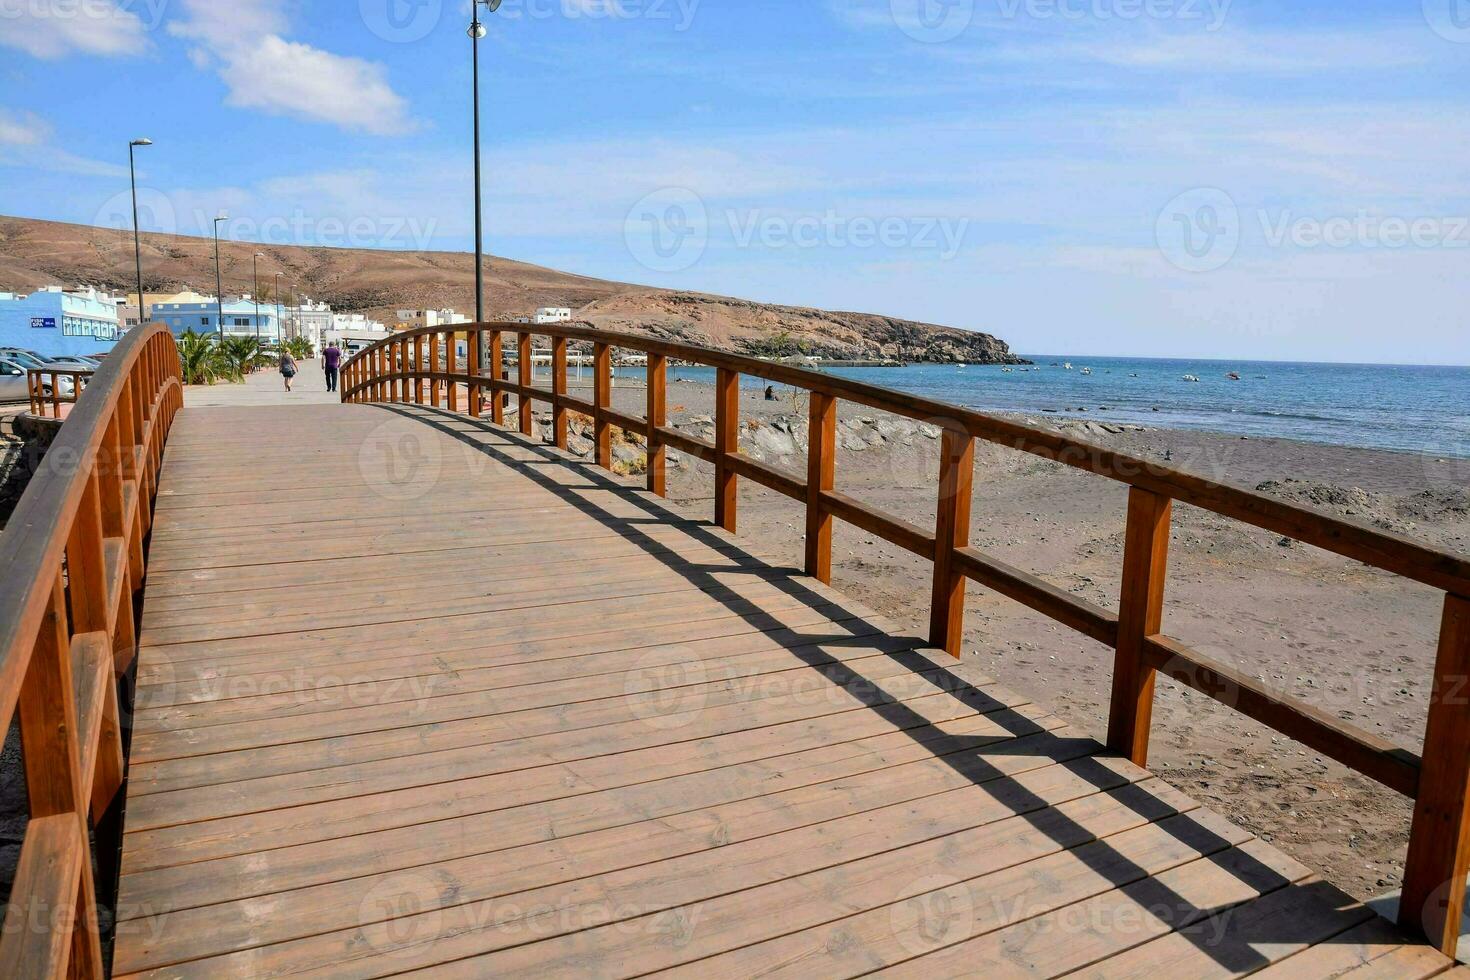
[533,377,1469,903]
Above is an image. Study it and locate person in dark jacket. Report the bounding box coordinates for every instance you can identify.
[323,343,342,393]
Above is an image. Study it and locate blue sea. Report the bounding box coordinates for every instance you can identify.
[621,357,1470,458]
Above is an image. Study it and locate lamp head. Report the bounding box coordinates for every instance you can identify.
[130,138,153,147]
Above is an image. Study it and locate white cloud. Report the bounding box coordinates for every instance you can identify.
[0,110,48,146]
[0,0,153,58]
[169,0,414,135]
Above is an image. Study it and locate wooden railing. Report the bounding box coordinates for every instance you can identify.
[344,322,1470,956]
[26,368,94,419]
[0,325,182,977]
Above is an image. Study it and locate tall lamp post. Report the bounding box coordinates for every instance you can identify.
[127,138,153,328]
[212,212,228,342]
[252,252,265,345]
[274,272,285,347]
[470,0,502,326]
[470,0,505,417]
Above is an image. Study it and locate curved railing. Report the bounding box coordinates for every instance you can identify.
[0,324,182,977]
[344,321,1470,956]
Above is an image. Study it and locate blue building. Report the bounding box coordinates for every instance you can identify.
[0,286,123,358]
[152,295,281,342]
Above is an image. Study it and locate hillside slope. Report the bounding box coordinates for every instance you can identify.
[0,215,1023,363]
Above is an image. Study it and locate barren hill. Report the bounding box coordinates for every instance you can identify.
[0,215,1023,363]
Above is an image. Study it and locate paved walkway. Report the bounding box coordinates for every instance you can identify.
[109,377,1458,977]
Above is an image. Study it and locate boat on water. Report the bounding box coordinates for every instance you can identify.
[1227,372,1241,381]
[1063,362,1073,370]
[1080,367,1092,376]
[1182,374,1201,382]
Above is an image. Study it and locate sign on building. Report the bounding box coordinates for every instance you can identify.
[31,317,57,329]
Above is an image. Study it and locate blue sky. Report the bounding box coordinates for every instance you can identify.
[1,0,1467,363]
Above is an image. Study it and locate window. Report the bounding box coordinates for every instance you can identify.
[234,318,251,327]
[201,316,210,325]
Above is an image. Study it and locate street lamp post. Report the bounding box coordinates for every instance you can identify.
[274,272,285,348]
[128,139,152,329]
[470,0,505,414]
[252,253,264,346]
[212,213,228,342]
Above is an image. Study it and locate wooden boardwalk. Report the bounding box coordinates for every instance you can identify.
[109,384,1460,976]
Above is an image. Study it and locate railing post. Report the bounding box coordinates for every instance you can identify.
[594,342,612,469]
[1401,592,1470,957]
[490,330,505,425]
[468,328,482,418]
[1107,486,1173,765]
[15,574,104,975]
[518,331,533,436]
[714,367,739,533]
[647,352,667,496]
[428,334,441,408]
[446,331,458,412]
[805,391,837,582]
[929,425,974,655]
[552,336,569,449]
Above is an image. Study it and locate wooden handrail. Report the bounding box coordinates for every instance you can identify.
[0,323,182,977]
[342,321,1470,957]
[26,368,94,419]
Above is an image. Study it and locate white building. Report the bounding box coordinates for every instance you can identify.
[289,298,334,349]
[534,307,572,325]
[397,308,470,331]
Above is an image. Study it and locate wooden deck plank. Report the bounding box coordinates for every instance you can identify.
[110,400,1451,979]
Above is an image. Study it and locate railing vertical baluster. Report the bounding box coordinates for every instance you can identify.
[66,472,109,635]
[594,342,612,469]
[929,426,974,656]
[468,328,482,418]
[552,336,569,450]
[1107,486,1173,764]
[805,392,837,582]
[1401,592,1470,957]
[490,330,505,425]
[647,352,667,496]
[15,574,104,975]
[518,332,533,436]
[447,331,458,412]
[429,334,441,408]
[714,367,739,533]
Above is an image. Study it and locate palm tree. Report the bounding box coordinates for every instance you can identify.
[285,336,315,360]
[219,336,267,381]
[177,330,227,386]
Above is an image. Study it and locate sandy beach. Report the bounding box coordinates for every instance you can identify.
[532,377,1470,904]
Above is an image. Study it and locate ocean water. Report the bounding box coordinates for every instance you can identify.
[625,357,1470,458]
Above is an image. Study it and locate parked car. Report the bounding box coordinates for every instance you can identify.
[0,348,77,396]
[0,347,50,370]
[45,355,102,370]
[0,358,29,401]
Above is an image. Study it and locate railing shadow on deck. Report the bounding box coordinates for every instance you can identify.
[370,401,1365,971]
[345,321,1470,960]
